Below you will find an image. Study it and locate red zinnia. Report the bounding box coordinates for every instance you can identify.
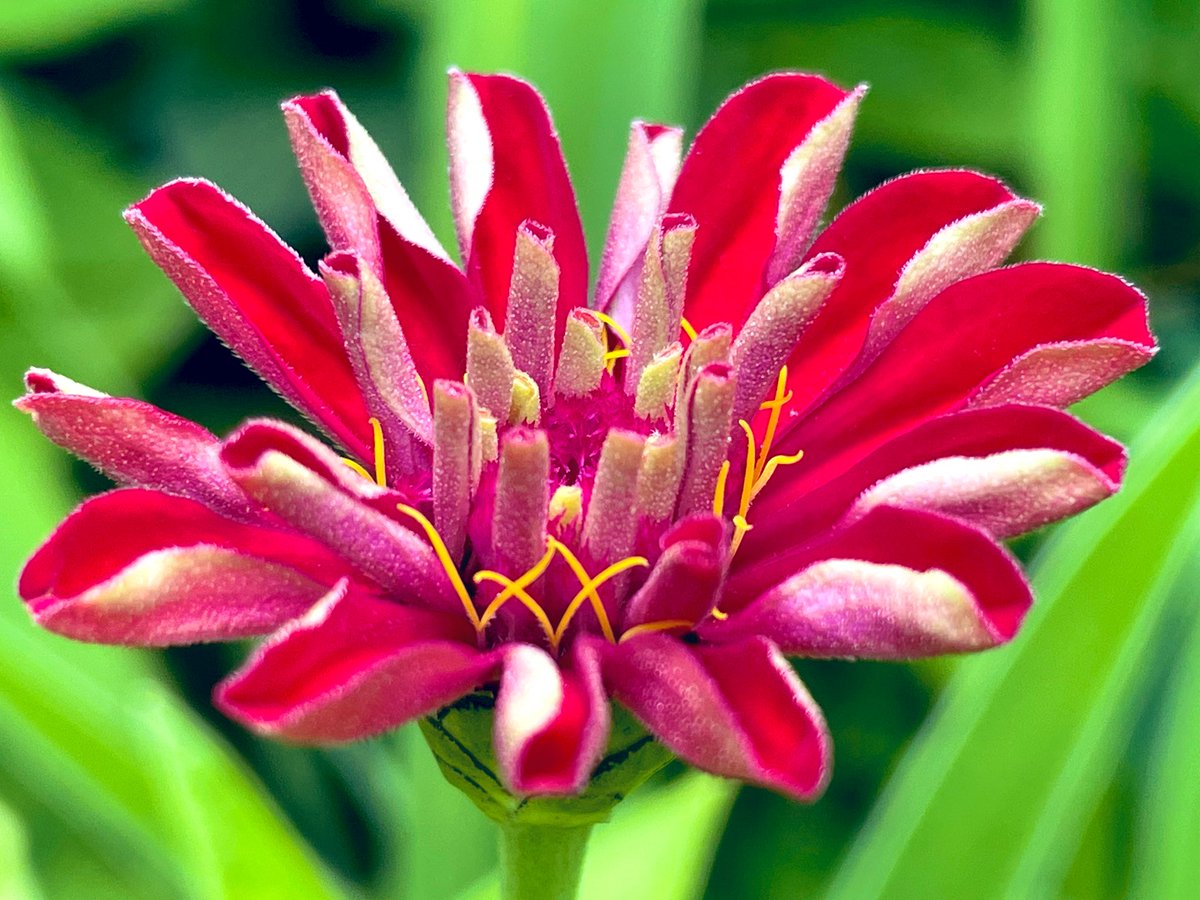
[17,71,1154,801]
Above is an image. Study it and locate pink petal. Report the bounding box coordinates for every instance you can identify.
[745,404,1125,557]
[768,263,1154,491]
[125,179,372,459]
[603,634,831,800]
[16,368,254,521]
[723,506,1033,642]
[221,420,455,612]
[20,489,345,644]
[622,515,726,632]
[596,121,684,322]
[287,91,474,384]
[216,581,497,742]
[494,642,609,795]
[448,71,588,344]
[782,170,1030,415]
[669,73,851,330]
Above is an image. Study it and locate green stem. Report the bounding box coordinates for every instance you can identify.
[499,822,592,900]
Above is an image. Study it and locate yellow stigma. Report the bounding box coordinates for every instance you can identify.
[680,316,698,342]
[474,543,559,646]
[341,416,389,487]
[546,537,634,647]
[619,618,694,642]
[594,311,633,375]
[395,503,481,631]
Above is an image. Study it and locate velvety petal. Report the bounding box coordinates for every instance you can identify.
[781,170,1031,415]
[596,121,684,324]
[716,559,1010,659]
[125,179,372,459]
[286,91,474,384]
[723,506,1033,640]
[221,420,456,612]
[603,634,831,800]
[622,515,726,633]
[20,489,345,644]
[669,73,851,330]
[16,369,254,521]
[216,581,496,742]
[448,71,588,341]
[745,404,1125,558]
[494,642,608,795]
[767,263,1154,491]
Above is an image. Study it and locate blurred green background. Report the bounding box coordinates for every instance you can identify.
[2,1,1199,898]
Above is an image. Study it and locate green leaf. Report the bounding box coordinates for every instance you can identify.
[825,360,1200,900]
[1128,549,1200,900]
[0,800,44,900]
[0,0,189,59]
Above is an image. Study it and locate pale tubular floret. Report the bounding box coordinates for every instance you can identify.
[467,307,516,421]
[504,221,560,398]
[635,433,683,528]
[677,322,732,407]
[432,380,481,560]
[627,215,696,390]
[494,428,550,574]
[635,342,683,421]
[582,429,647,566]
[554,309,607,400]
[675,363,736,519]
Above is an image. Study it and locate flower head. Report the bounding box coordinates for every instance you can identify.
[17,71,1154,804]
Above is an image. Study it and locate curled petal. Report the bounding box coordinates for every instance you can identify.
[746,404,1126,553]
[596,122,684,321]
[724,505,1033,641]
[125,179,372,459]
[20,489,344,644]
[770,263,1154,488]
[221,420,454,611]
[494,642,609,795]
[603,634,831,800]
[670,73,851,330]
[217,581,496,742]
[448,70,588,339]
[622,515,725,632]
[16,369,254,521]
[782,170,1030,415]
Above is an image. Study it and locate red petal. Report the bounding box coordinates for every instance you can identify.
[670,73,850,330]
[20,489,345,644]
[448,72,588,344]
[603,634,831,800]
[724,505,1033,640]
[125,179,372,459]
[216,582,495,742]
[768,263,1153,491]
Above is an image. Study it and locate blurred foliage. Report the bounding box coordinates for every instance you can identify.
[0,0,1197,898]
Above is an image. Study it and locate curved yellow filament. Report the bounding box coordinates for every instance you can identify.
[395,503,482,631]
[754,367,790,484]
[729,513,754,558]
[680,316,698,342]
[603,347,631,362]
[619,619,694,642]
[736,420,758,520]
[473,570,558,647]
[593,311,632,348]
[552,552,648,649]
[369,417,387,487]
[475,544,557,630]
[712,460,731,517]
[752,449,805,502]
[341,458,373,482]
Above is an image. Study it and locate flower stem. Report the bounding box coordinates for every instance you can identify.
[499,821,592,900]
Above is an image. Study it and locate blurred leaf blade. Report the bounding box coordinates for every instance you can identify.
[0,0,189,59]
[825,361,1200,899]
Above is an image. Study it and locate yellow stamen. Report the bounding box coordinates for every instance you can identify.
[593,311,632,350]
[619,619,693,642]
[473,558,559,647]
[736,420,757,521]
[551,548,647,649]
[710,607,729,621]
[341,458,373,482]
[680,316,698,341]
[546,538,624,646]
[369,417,386,486]
[754,366,790,484]
[752,449,805,502]
[712,460,731,517]
[603,347,631,363]
[730,513,753,557]
[395,503,481,631]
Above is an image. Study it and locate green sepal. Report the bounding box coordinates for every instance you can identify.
[418,691,674,826]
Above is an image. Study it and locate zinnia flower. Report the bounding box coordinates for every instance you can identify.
[17,71,1154,804]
